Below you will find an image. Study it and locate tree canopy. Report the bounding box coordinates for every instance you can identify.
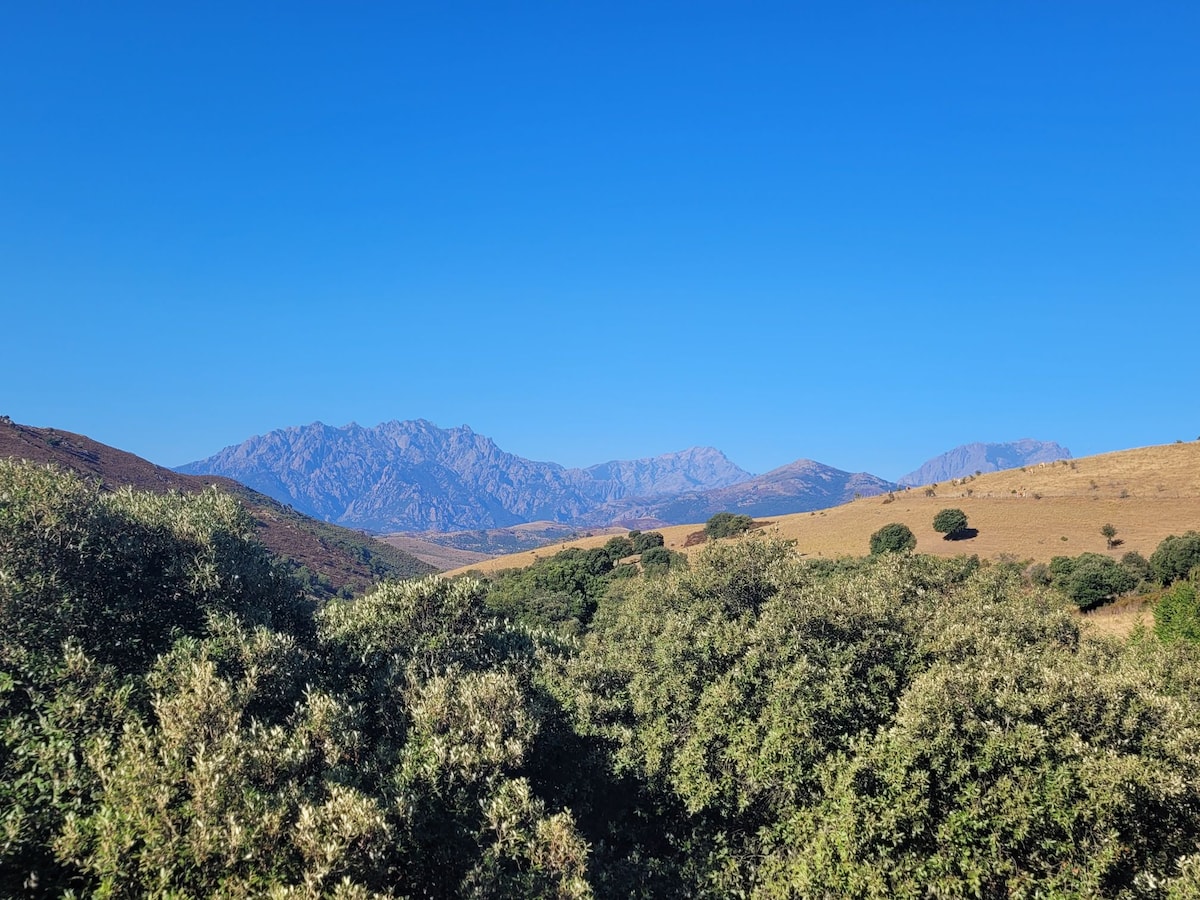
[704,511,755,540]
[6,460,1200,897]
[932,507,970,539]
[869,522,917,555]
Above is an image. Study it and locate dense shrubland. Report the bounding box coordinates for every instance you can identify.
[480,534,685,635]
[4,460,1200,897]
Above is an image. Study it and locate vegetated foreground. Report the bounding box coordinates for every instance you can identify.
[0,419,434,596]
[453,441,1200,577]
[5,459,1200,897]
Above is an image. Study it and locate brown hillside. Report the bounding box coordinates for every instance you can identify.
[0,419,434,594]
[448,442,1200,576]
[378,535,493,572]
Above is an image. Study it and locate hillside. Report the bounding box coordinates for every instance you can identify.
[380,521,627,569]
[452,441,1200,575]
[178,420,753,532]
[582,458,896,525]
[0,419,434,594]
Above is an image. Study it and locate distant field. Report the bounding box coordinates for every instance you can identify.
[377,535,494,572]
[384,521,628,571]
[448,442,1200,579]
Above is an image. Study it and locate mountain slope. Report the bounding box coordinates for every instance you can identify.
[179,420,753,532]
[584,458,897,524]
[453,441,1200,577]
[0,419,434,593]
[898,439,1071,486]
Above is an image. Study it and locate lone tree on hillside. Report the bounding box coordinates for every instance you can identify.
[1101,523,1118,550]
[870,523,917,555]
[704,512,755,540]
[933,508,970,540]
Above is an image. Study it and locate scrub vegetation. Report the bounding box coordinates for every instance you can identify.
[5,459,1200,897]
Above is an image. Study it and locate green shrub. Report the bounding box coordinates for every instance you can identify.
[1046,552,1137,609]
[631,530,665,553]
[932,507,969,539]
[0,460,305,673]
[1120,550,1153,584]
[869,522,917,555]
[704,512,755,540]
[639,545,687,577]
[1155,581,1200,644]
[603,535,635,561]
[1151,531,1200,585]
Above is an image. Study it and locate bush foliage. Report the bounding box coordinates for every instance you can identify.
[932,507,969,539]
[6,460,1200,897]
[869,522,916,555]
[704,511,755,540]
[1151,531,1200,585]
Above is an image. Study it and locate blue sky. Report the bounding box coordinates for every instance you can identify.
[3,2,1197,479]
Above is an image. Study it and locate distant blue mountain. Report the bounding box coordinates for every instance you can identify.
[897,440,1071,487]
[177,419,753,532]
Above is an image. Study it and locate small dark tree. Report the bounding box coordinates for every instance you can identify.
[631,531,665,554]
[1060,553,1138,609]
[640,546,687,576]
[704,512,755,540]
[603,535,635,561]
[1150,532,1200,585]
[932,508,970,540]
[869,523,917,555]
[1121,550,1153,584]
[1101,523,1118,550]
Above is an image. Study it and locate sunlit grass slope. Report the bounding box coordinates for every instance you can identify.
[450,441,1200,576]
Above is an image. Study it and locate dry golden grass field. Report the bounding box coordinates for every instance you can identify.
[447,443,1200,626]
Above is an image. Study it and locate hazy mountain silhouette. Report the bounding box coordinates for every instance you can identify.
[898,440,1071,487]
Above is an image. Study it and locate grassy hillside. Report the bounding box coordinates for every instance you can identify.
[451,441,1200,576]
[0,419,434,595]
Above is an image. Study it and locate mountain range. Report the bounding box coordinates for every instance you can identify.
[897,439,1072,487]
[178,420,1070,533]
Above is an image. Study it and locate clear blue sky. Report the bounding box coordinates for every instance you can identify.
[3,2,1197,479]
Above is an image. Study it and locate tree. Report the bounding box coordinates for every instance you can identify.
[870,523,917,555]
[1154,581,1200,643]
[1101,523,1118,550]
[1059,553,1137,609]
[1120,550,1153,584]
[932,508,970,540]
[704,512,755,540]
[640,546,686,576]
[604,535,635,561]
[1150,531,1200,585]
[631,531,665,553]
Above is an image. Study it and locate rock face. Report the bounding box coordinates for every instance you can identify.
[178,420,754,532]
[897,440,1071,487]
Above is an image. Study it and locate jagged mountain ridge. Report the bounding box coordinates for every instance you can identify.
[178,420,754,532]
[898,440,1071,487]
